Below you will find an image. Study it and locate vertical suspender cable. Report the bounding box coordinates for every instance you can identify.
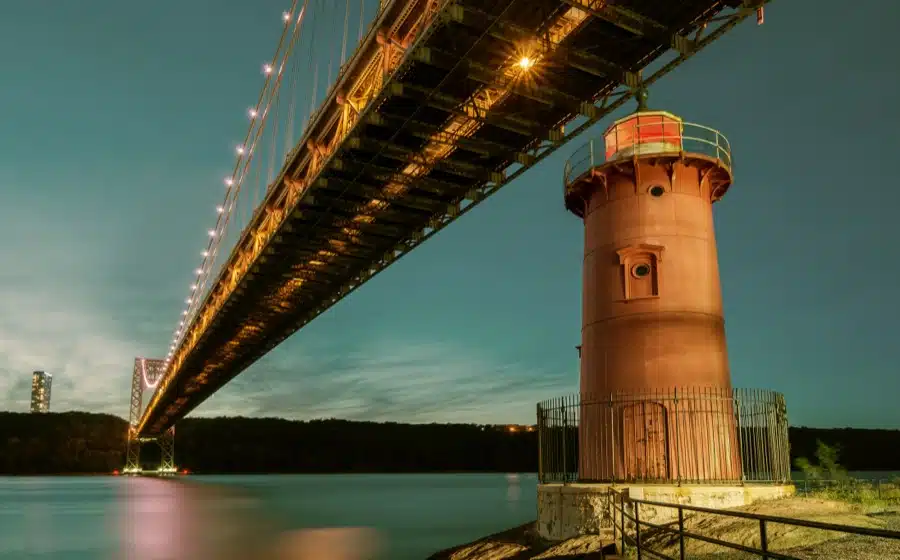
[306,0,321,124]
[341,0,351,66]
[327,0,337,89]
[285,11,305,160]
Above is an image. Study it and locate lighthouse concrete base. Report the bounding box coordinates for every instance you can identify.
[536,482,796,541]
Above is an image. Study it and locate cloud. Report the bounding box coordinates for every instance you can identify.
[0,191,159,418]
[0,289,139,415]
[0,176,576,425]
[198,337,573,425]
[0,270,573,424]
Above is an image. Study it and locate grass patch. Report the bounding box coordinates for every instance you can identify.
[796,440,900,509]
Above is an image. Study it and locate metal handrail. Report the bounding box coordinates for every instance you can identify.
[609,488,900,560]
[562,121,733,193]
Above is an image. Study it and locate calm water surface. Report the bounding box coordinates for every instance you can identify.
[0,473,538,560]
[2,471,897,559]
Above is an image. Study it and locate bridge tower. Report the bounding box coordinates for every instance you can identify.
[563,90,740,482]
[123,357,177,475]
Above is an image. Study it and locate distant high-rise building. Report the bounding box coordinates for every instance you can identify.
[30,371,52,413]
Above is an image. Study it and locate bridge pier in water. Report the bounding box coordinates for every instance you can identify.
[123,358,178,476]
[536,95,794,541]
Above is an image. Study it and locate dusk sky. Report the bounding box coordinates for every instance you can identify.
[0,0,897,428]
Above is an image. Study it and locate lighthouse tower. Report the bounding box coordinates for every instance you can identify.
[564,91,740,482]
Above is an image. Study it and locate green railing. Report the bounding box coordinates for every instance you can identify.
[609,487,900,560]
[537,388,791,485]
[563,121,733,191]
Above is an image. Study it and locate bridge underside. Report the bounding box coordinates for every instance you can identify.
[139,0,758,436]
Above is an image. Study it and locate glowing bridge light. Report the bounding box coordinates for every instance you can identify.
[216,205,224,214]
[182,310,188,316]
[140,359,162,390]
[225,177,234,186]
[263,64,273,75]
[282,11,290,22]
[208,229,216,237]
[185,298,192,304]
[518,56,534,70]
[190,284,197,291]
[236,145,245,155]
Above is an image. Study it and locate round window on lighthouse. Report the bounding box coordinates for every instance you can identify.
[632,263,651,278]
[648,185,666,197]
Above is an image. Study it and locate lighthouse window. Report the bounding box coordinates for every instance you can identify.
[648,185,665,197]
[633,264,651,278]
[617,244,663,301]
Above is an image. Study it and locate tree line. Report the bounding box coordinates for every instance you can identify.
[0,411,898,475]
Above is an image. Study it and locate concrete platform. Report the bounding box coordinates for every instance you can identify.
[537,482,795,541]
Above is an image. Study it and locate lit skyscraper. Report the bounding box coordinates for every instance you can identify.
[30,371,52,413]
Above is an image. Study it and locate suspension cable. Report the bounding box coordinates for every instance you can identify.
[172,0,309,357]
[178,0,301,340]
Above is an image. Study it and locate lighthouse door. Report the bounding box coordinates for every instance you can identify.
[621,401,669,480]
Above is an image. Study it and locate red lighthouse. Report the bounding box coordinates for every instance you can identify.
[564,91,740,482]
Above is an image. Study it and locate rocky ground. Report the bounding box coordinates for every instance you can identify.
[425,497,900,560]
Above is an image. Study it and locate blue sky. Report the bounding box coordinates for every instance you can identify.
[0,0,897,428]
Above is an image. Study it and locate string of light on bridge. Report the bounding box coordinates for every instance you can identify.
[164,1,309,368]
[160,0,542,371]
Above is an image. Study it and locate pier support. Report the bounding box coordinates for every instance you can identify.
[123,357,177,475]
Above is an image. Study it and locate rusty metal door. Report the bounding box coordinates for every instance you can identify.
[621,401,669,480]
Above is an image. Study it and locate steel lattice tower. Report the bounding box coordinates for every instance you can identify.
[124,358,176,475]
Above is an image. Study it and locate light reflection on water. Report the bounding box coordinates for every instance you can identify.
[0,473,538,559]
[506,473,522,507]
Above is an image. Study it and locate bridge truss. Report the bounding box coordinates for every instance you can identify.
[134,0,770,437]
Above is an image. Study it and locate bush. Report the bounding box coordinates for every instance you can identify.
[795,441,900,507]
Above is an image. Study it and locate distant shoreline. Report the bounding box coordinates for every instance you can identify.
[4,412,900,474]
[1,470,541,477]
[5,470,899,479]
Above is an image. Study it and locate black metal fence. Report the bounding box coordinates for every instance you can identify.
[795,477,900,504]
[609,488,900,560]
[537,387,791,484]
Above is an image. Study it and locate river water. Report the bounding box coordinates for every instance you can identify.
[0,473,538,559]
[3,471,898,559]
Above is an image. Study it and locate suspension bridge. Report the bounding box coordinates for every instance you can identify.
[123,0,769,472]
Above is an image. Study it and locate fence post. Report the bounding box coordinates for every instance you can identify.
[674,387,681,484]
[635,501,642,560]
[536,404,543,483]
[611,490,617,546]
[561,397,568,482]
[620,492,626,555]
[678,508,686,560]
[759,519,768,560]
